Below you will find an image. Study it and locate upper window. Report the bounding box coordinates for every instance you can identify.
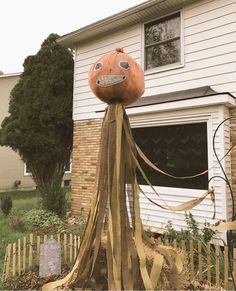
[144,12,181,70]
[132,123,208,190]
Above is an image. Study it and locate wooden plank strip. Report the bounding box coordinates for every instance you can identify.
[215,244,220,287]
[12,243,16,276]
[224,246,228,290]
[190,240,194,281]
[207,242,211,284]
[29,233,33,270]
[18,239,21,275]
[69,234,73,263]
[23,237,26,272]
[36,236,40,266]
[198,240,202,281]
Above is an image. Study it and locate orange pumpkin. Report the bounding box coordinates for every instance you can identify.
[88,48,144,106]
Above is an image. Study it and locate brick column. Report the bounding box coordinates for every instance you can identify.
[71,119,102,217]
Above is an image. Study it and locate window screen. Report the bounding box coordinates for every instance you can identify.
[132,123,208,190]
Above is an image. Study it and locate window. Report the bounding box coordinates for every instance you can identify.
[132,123,208,190]
[65,158,72,173]
[24,163,32,176]
[144,12,181,70]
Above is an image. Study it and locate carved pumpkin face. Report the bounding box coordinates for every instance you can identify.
[88,48,144,106]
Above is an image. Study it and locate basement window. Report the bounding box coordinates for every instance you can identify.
[132,122,208,190]
[144,12,181,70]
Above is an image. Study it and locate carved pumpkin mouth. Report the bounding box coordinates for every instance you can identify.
[96,75,126,87]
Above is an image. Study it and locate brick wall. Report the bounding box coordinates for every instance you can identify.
[71,119,102,217]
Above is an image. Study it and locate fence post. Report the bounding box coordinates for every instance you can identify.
[64,233,67,262]
[12,243,16,276]
[224,246,228,290]
[5,244,11,279]
[36,236,40,266]
[74,235,77,260]
[207,242,211,284]
[18,239,21,275]
[23,237,26,272]
[215,243,220,287]
[29,233,33,270]
[69,234,73,263]
[189,240,194,281]
[198,240,202,282]
[234,248,236,284]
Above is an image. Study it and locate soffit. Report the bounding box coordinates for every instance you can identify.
[58,0,198,47]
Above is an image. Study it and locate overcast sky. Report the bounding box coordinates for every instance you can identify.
[0,0,146,74]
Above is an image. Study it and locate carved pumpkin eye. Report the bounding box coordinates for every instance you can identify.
[94,62,102,71]
[119,61,130,70]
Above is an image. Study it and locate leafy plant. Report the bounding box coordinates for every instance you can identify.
[22,209,65,232]
[0,195,12,216]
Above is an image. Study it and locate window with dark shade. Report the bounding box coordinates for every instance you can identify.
[132,123,208,190]
[144,12,181,70]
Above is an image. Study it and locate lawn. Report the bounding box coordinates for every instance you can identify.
[0,190,40,277]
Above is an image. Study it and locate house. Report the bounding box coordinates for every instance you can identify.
[58,0,236,240]
[0,73,72,191]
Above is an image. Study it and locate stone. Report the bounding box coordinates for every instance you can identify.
[39,239,61,277]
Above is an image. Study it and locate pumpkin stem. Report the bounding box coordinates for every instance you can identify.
[115,48,124,53]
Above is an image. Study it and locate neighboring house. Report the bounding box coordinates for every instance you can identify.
[0,73,72,191]
[58,0,236,240]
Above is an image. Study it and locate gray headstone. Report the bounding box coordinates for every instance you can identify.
[39,239,61,277]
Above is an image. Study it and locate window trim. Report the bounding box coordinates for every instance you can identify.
[142,9,184,75]
[129,111,213,193]
[24,163,32,176]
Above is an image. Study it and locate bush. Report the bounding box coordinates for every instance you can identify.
[0,195,12,216]
[22,209,65,232]
[7,211,25,232]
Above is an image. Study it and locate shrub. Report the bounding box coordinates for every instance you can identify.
[7,211,25,232]
[0,195,12,216]
[22,209,65,232]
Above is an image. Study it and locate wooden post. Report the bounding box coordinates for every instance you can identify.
[224,246,228,290]
[44,234,47,243]
[64,233,67,262]
[12,243,16,276]
[5,244,11,279]
[74,235,77,260]
[198,240,202,281]
[234,249,236,285]
[207,242,211,284]
[23,237,26,272]
[190,240,194,281]
[36,236,41,266]
[2,246,7,280]
[215,244,220,287]
[78,236,81,249]
[29,233,33,270]
[18,239,21,275]
[69,234,73,262]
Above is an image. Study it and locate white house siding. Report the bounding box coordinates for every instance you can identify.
[72,0,236,238]
[73,0,236,121]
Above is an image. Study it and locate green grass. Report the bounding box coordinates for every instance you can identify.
[0,190,40,280]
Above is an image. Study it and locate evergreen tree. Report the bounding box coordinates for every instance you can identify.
[0,33,74,215]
